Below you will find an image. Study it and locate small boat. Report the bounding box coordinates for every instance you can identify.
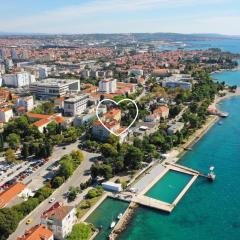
[219,112,229,118]
[218,121,223,125]
[117,213,123,219]
[110,221,116,229]
[208,166,216,181]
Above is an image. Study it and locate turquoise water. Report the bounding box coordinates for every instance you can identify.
[119,96,240,240]
[145,170,193,203]
[158,38,240,53]
[86,198,128,240]
[212,69,240,87]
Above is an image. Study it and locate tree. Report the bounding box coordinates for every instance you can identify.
[21,143,29,159]
[124,146,143,170]
[66,223,92,240]
[34,186,53,201]
[5,149,17,163]
[52,176,65,188]
[59,160,74,179]
[71,150,84,166]
[100,144,117,158]
[0,208,21,240]
[6,133,20,150]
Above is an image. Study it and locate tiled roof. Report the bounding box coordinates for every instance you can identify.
[17,225,53,240]
[0,182,26,208]
[48,206,74,221]
[33,118,51,127]
[27,113,51,119]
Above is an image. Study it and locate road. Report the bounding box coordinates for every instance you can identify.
[8,147,100,240]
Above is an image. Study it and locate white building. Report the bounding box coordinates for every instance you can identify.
[0,108,13,122]
[3,72,35,88]
[99,78,117,93]
[41,203,77,240]
[167,122,184,135]
[64,94,89,116]
[16,96,34,112]
[102,181,122,192]
[30,78,80,99]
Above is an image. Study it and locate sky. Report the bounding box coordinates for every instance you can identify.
[0,0,239,35]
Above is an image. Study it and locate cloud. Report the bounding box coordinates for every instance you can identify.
[0,0,235,34]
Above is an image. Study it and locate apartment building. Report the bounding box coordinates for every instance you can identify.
[0,108,13,123]
[64,94,89,116]
[41,202,77,240]
[98,78,117,93]
[3,72,36,87]
[16,96,34,112]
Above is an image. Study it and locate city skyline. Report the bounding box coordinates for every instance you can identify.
[0,0,239,35]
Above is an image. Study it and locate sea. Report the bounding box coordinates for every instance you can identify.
[86,40,240,240]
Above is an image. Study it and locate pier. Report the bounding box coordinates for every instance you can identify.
[132,195,174,212]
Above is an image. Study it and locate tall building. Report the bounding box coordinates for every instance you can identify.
[11,49,18,60]
[39,66,48,79]
[99,78,117,93]
[3,72,35,87]
[0,49,6,60]
[4,59,14,70]
[64,94,89,116]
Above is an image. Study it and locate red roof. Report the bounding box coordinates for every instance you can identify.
[34,118,51,127]
[27,113,51,119]
[17,225,53,240]
[0,182,26,208]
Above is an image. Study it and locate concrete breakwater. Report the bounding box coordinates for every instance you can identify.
[109,202,138,240]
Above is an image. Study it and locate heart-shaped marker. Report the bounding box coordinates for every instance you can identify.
[96,98,139,136]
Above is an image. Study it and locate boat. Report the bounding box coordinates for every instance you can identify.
[110,221,116,228]
[219,112,229,118]
[117,213,123,219]
[218,121,223,125]
[208,166,216,181]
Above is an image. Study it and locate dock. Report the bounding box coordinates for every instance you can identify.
[132,195,174,212]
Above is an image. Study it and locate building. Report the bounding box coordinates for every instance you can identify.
[41,202,77,240]
[39,66,48,79]
[0,108,13,123]
[144,113,160,123]
[128,68,144,76]
[153,105,169,119]
[167,122,184,135]
[64,94,89,116]
[30,78,80,99]
[0,182,26,208]
[102,181,122,192]
[92,120,120,141]
[3,72,35,88]
[99,78,117,93]
[16,96,34,112]
[17,225,53,240]
[27,113,64,133]
[102,108,121,122]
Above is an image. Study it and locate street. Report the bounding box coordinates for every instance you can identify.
[8,145,100,240]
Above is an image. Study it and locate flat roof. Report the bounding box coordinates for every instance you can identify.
[31,78,79,87]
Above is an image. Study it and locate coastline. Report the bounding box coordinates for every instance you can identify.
[108,91,240,240]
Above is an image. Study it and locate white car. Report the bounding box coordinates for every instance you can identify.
[49,198,55,203]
